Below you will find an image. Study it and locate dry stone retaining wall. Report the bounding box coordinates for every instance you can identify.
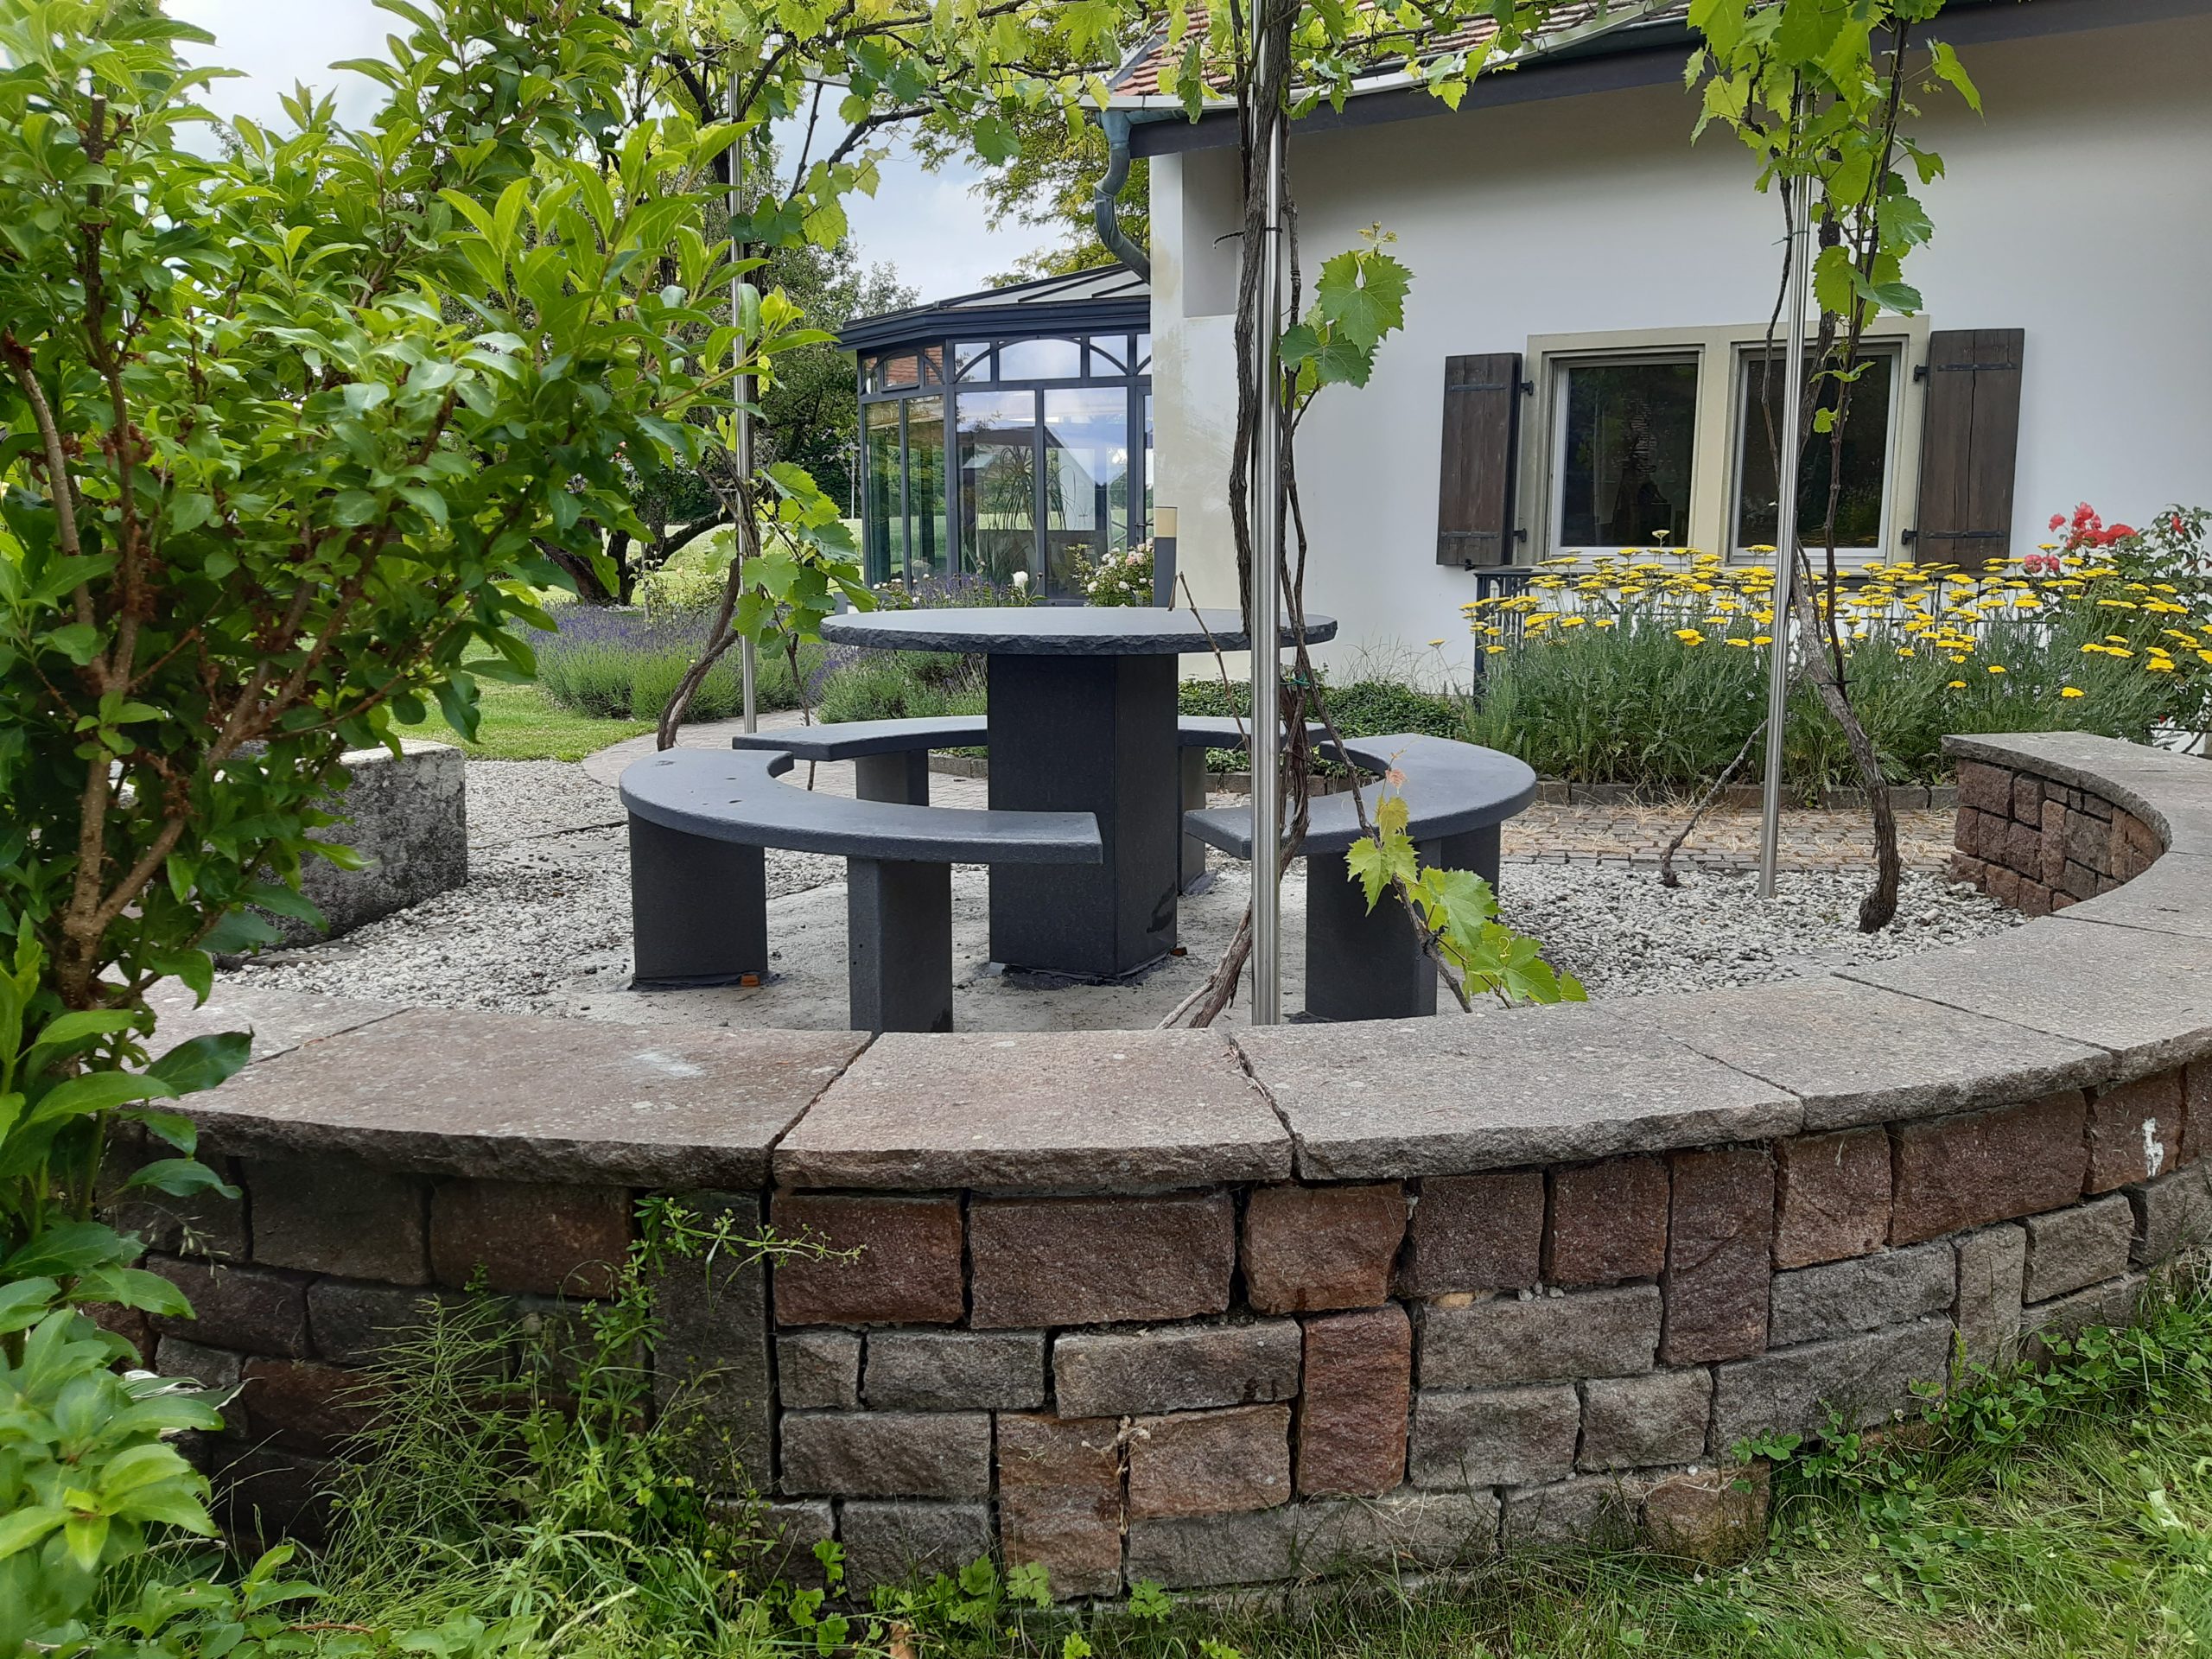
[124,732,2212,1601]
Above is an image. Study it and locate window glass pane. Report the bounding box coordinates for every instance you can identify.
[864,400,905,586]
[906,397,948,580]
[1043,388,1129,600]
[1135,333,1152,372]
[918,345,945,385]
[1087,336,1128,376]
[1554,359,1698,550]
[957,391,1038,588]
[995,337,1084,380]
[880,353,919,389]
[956,342,994,382]
[1735,352,1895,551]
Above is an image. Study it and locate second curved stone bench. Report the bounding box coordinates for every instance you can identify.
[1184,732,1540,1020]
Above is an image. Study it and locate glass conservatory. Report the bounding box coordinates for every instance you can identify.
[843,265,1152,602]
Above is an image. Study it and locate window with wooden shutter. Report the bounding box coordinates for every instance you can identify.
[1914,328,2024,570]
[1436,352,1521,568]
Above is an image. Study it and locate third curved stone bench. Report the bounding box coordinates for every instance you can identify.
[1183,732,1539,1020]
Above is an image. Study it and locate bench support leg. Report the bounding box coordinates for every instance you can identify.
[628,816,767,988]
[1437,824,1503,891]
[1303,840,1441,1021]
[848,858,954,1033]
[855,751,931,805]
[1179,747,1211,894]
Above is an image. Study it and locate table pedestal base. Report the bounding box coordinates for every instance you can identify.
[628,817,767,988]
[1303,827,1503,1021]
[988,653,1179,980]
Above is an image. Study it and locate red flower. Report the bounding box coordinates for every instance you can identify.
[2049,512,2066,531]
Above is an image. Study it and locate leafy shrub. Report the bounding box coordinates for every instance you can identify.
[813,654,985,723]
[1178,673,1466,771]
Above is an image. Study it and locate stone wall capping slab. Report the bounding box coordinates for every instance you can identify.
[1613,977,2111,1133]
[2062,854,2212,944]
[1233,1003,1800,1179]
[1840,918,2212,1084]
[183,1008,866,1185]
[145,981,400,1065]
[774,1028,1289,1191]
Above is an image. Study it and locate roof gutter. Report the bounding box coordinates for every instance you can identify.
[1091,109,1152,282]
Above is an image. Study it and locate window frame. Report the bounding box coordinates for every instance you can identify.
[1545,347,1705,561]
[1520,319,1929,569]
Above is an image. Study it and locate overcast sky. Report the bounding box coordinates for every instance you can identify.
[166,0,1059,301]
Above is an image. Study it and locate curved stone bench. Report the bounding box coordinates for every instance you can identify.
[138,731,2212,1600]
[620,747,1098,1030]
[1184,731,1540,1019]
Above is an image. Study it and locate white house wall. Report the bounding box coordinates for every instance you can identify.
[1149,13,2212,678]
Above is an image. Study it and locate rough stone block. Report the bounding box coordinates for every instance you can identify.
[147,1257,310,1358]
[1297,1305,1411,1497]
[1768,1243,1955,1348]
[1662,1148,1773,1364]
[1296,1491,1499,1573]
[1987,865,2022,909]
[2006,818,2042,876]
[1890,1093,2089,1244]
[746,1500,834,1592]
[997,1413,1124,1600]
[1404,1172,1543,1295]
[864,1330,1046,1410]
[155,1337,244,1393]
[430,1179,630,1299]
[772,1195,964,1326]
[1128,1405,1292,1518]
[1408,1386,1580,1490]
[2024,1195,2135,1302]
[650,1191,772,1491]
[1501,1475,1649,1551]
[778,1410,990,1499]
[2023,1272,2145,1355]
[1711,1321,1954,1446]
[1643,1465,1770,1563]
[838,1500,993,1595]
[1242,1183,1406,1314]
[1052,1319,1300,1417]
[2188,1064,2211,1166]
[247,1157,429,1284]
[1420,1285,1660,1389]
[2042,798,2069,887]
[306,1278,461,1368]
[2088,1071,2184,1192]
[238,1358,378,1457]
[2129,1166,2212,1265]
[2012,772,2044,825]
[108,1139,247,1263]
[1125,1510,1298,1590]
[1578,1370,1712,1471]
[280,739,467,943]
[1955,760,2013,818]
[777,1331,861,1410]
[969,1192,1234,1329]
[1955,1224,2027,1370]
[1545,1156,1668,1287]
[207,1436,337,1547]
[1775,1130,1892,1268]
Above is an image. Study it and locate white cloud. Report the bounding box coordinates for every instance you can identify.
[166,0,1072,303]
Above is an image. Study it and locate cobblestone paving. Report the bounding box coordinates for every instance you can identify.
[1503,804,1955,873]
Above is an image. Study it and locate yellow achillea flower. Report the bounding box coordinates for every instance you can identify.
[1947,679,1967,690]
[2061,686,2085,698]
[1987,664,2006,673]
[1674,628,1705,645]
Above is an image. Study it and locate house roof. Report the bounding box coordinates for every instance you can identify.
[838,264,1151,354]
[1107,0,1686,102]
[1109,0,2167,158]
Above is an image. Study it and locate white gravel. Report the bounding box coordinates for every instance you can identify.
[224,759,2023,1022]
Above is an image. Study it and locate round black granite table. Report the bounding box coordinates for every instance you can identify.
[817,607,1338,979]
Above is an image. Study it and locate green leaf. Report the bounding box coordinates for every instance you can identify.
[48,621,102,664]
[202,909,282,953]
[144,1030,251,1096]
[123,1158,240,1201]
[28,1068,180,1128]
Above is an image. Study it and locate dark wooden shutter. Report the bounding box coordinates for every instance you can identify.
[1914,328,2024,570]
[1436,353,1521,568]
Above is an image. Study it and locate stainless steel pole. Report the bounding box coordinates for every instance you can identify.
[1248,14,1285,1025]
[730,65,759,733]
[1758,180,1811,898]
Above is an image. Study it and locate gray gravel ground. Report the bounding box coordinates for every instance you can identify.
[224,759,2024,1025]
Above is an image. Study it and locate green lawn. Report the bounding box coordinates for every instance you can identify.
[404,679,648,761]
